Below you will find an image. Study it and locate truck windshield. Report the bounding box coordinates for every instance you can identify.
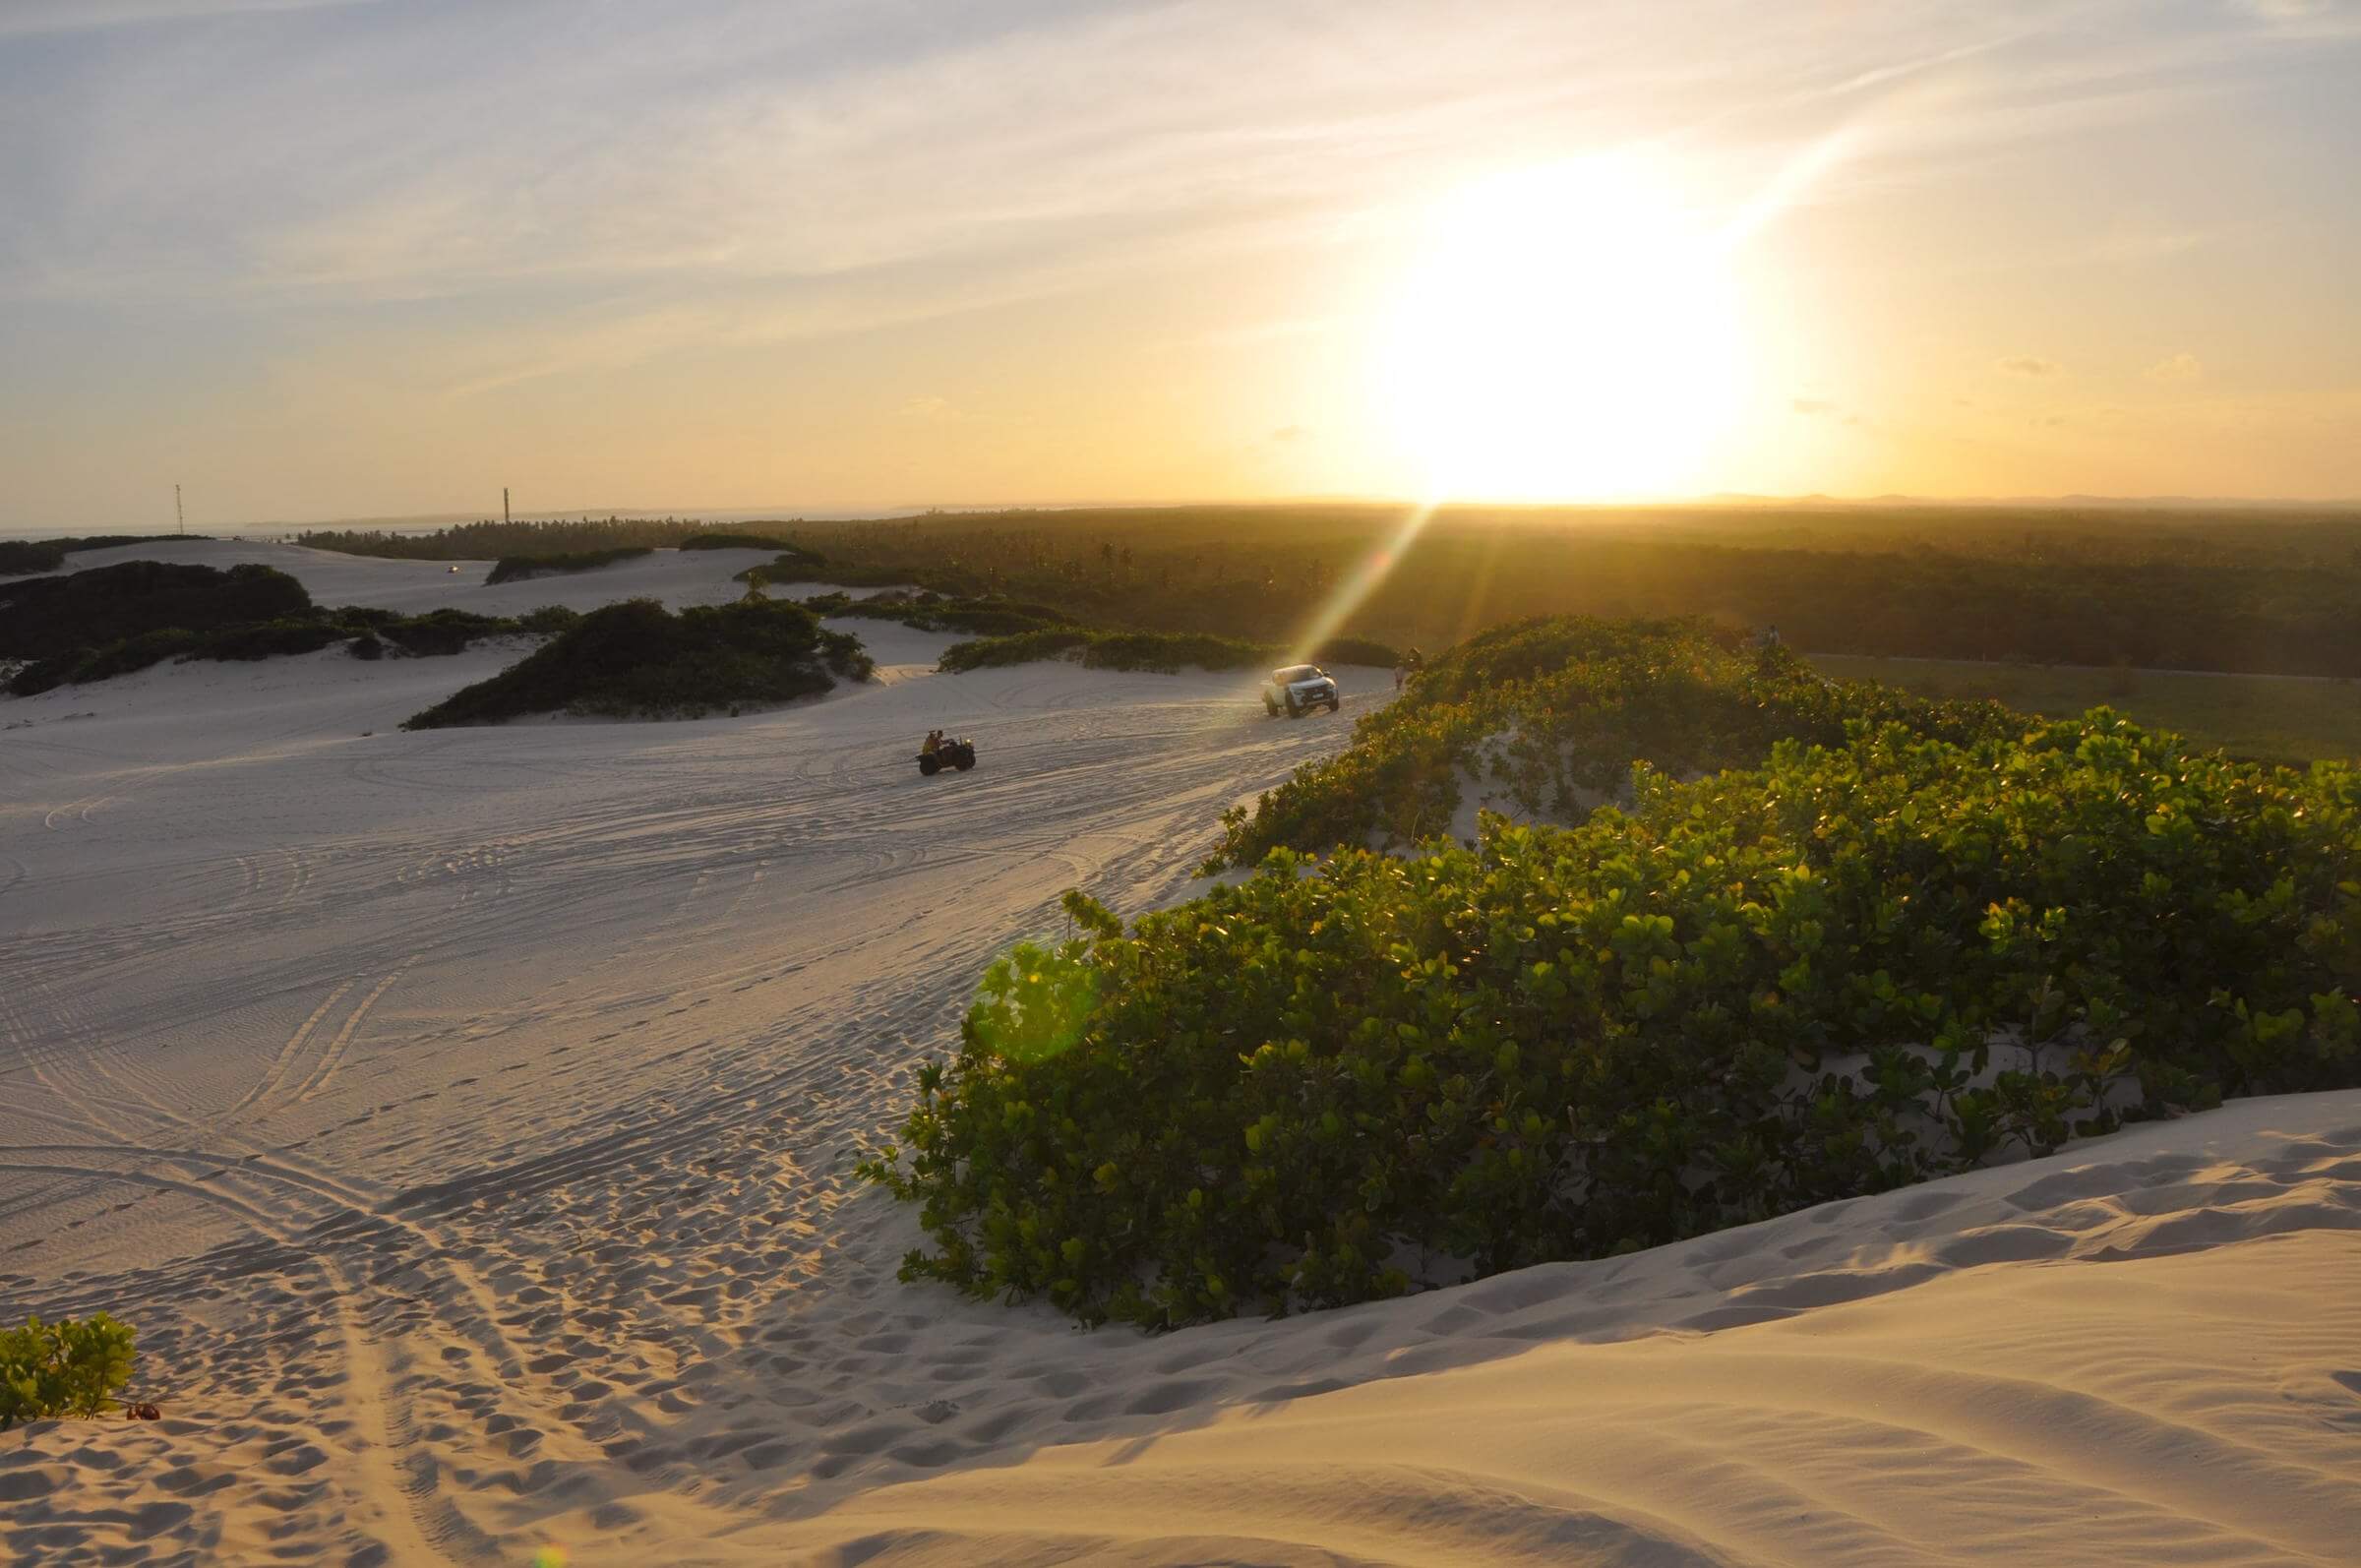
[1272,665,1319,683]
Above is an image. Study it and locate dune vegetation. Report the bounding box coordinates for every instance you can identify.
[866,621,2361,1328]
[0,534,208,576]
[0,1314,136,1432]
[401,597,870,728]
[678,531,805,553]
[1211,619,2014,864]
[293,516,776,559]
[0,560,560,695]
[483,546,653,584]
[779,504,2361,682]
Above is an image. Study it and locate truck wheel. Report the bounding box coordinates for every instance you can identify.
[1264,697,1280,718]
[1285,694,1302,718]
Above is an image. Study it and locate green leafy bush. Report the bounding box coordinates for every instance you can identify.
[483,547,653,584]
[868,714,2361,1328]
[402,597,867,727]
[1,1314,136,1431]
[1212,617,2018,866]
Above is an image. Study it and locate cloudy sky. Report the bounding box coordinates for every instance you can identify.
[2,0,2356,527]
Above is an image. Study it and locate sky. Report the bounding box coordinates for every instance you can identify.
[1,0,2357,529]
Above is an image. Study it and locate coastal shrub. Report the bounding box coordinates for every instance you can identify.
[1,1314,136,1431]
[516,604,581,635]
[402,597,867,727]
[938,629,1096,671]
[0,561,313,660]
[378,608,512,656]
[1210,617,2020,866]
[802,592,1076,638]
[0,535,204,576]
[742,554,927,589]
[484,546,653,584]
[867,713,2361,1328]
[679,532,807,553]
[938,627,1273,674]
[1307,636,1402,669]
[4,599,538,694]
[297,516,732,560]
[6,619,343,694]
[0,541,65,573]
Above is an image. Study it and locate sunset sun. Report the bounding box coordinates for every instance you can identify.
[1379,156,1743,502]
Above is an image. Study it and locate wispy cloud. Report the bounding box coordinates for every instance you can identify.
[1997,356,2065,377]
[1791,397,1839,415]
[2148,351,2204,382]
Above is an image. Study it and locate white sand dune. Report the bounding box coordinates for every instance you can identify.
[4,542,2358,1566]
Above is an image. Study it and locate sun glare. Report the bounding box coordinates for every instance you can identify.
[1379,155,1743,503]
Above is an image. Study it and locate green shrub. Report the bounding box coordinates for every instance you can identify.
[377,608,512,656]
[0,535,203,576]
[1211,617,2019,866]
[679,532,808,553]
[804,593,1076,638]
[938,628,1096,671]
[403,597,865,727]
[349,633,385,660]
[1,1313,136,1431]
[867,714,2361,1328]
[1308,635,1402,668]
[938,627,1271,674]
[516,604,581,635]
[0,540,65,574]
[0,561,313,660]
[742,554,922,589]
[483,547,652,584]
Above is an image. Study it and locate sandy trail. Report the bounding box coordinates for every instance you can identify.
[4,543,2358,1565]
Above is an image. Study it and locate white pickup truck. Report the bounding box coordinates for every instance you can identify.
[1262,663,1341,718]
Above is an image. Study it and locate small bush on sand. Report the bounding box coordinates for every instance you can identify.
[378,609,514,656]
[805,593,1076,638]
[483,547,652,585]
[1,1314,136,1431]
[516,604,581,635]
[402,598,868,727]
[934,624,1398,676]
[938,627,1273,674]
[678,532,808,553]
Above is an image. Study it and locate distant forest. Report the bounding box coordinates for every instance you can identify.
[292,516,779,559]
[295,503,2361,678]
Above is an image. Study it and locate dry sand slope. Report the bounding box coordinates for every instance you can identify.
[3,544,2360,1566]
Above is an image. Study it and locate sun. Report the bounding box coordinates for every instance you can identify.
[1377,155,1744,503]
